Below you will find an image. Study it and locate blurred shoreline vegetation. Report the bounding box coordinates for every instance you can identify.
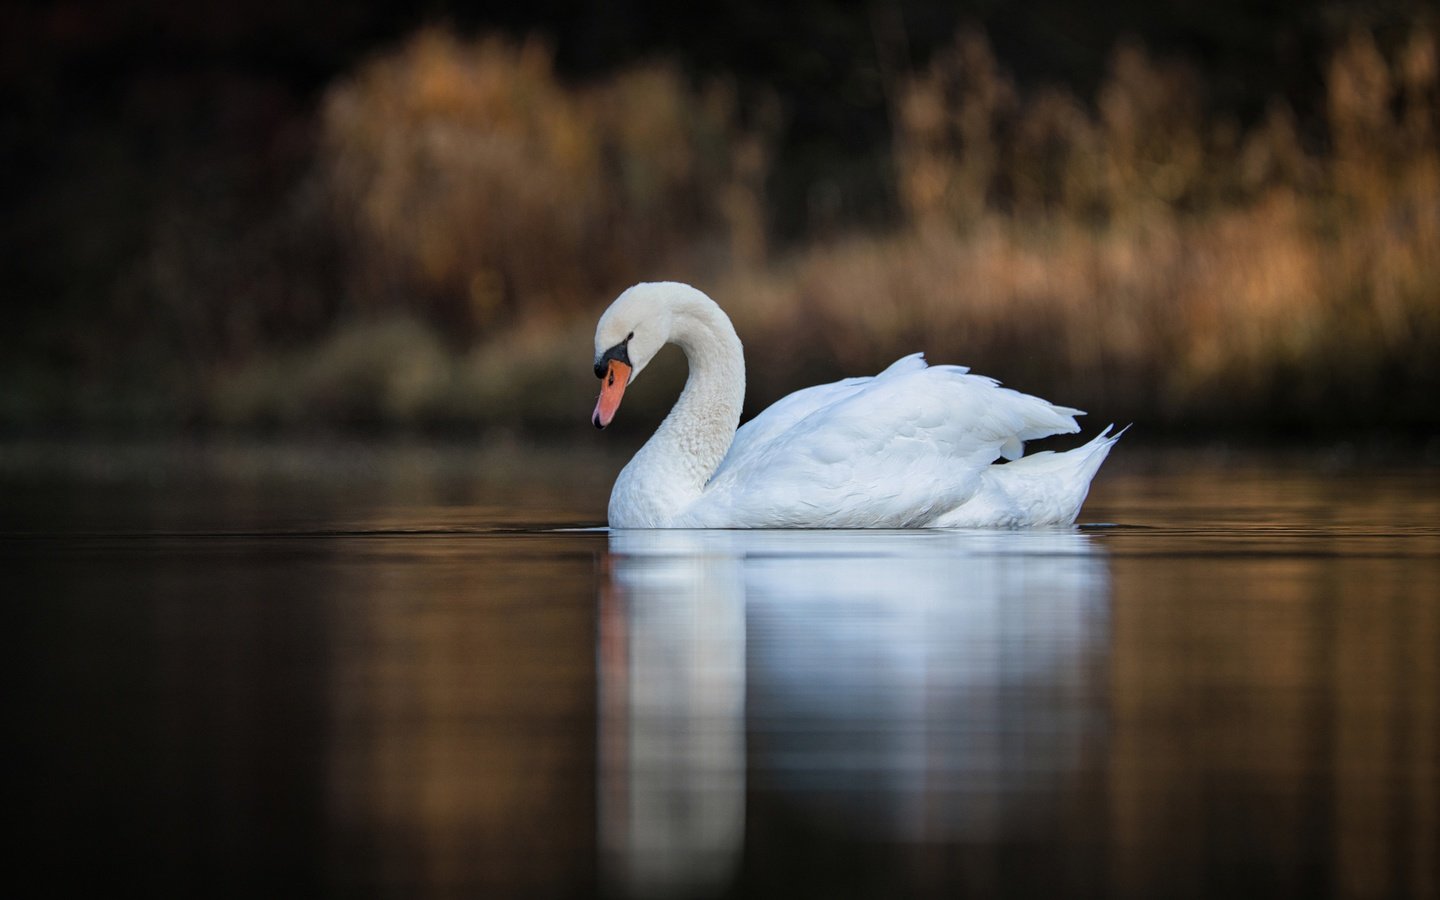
[741,28,1440,435]
[4,19,1439,438]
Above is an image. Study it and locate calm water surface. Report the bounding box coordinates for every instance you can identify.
[6,441,1438,898]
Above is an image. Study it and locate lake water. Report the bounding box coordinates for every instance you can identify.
[6,440,1438,898]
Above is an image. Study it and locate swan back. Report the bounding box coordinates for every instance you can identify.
[682,358,1083,528]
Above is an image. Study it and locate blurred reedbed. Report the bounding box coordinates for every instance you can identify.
[320,30,772,339]
[19,25,1439,436]
[848,31,1440,432]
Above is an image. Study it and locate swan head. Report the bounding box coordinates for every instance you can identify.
[591,282,684,428]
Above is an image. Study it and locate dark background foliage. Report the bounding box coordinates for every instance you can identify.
[2,0,1436,434]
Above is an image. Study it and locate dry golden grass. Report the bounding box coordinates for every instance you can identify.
[320,29,770,339]
[212,25,1439,435]
[719,27,1440,432]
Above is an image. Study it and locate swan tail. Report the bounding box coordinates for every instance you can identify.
[933,425,1126,527]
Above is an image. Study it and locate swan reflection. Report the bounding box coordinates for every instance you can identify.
[599,528,1108,897]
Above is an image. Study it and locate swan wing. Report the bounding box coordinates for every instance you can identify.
[714,353,931,479]
[680,357,1083,528]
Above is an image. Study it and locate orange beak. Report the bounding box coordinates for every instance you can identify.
[593,359,632,429]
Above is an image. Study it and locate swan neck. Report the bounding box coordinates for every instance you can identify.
[612,294,744,526]
[660,302,745,479]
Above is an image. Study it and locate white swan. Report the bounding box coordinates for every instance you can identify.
[592,282,1121,528]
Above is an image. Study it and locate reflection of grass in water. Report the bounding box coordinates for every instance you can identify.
[157,27,1440,433]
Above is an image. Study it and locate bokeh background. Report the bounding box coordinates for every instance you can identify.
[4,0,1438,440]
[7,8,1440,899]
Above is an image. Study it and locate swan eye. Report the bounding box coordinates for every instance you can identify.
[596,339,632,377]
